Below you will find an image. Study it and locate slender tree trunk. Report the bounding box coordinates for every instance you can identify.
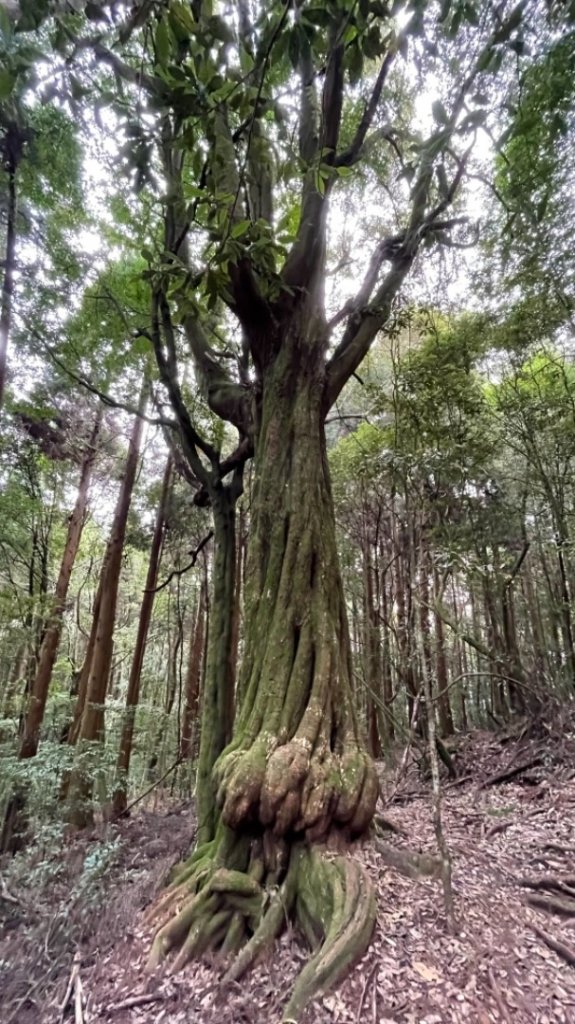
[65,575,103,746]
[230,503,245,697]
[195,484,238,844]
[179,581,206,761]
[18,410,102,760]
[0,155,17,411]
[556,535,575,687]
[362,522,381,758]
[112,456,172,817]
[379,553,394,745]
[65,386,146,826]
[432,562,454,737]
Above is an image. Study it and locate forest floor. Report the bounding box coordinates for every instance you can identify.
[2,717,575,1024]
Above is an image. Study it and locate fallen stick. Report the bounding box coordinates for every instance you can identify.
[487,968,512,1024]
[106,992,167,1013]
[485,819,515,840]
[355,963,378,1024]
[480,756,542,789]
[529,922,575,968]
[74,972,84,1024]
[60,951,82,1022]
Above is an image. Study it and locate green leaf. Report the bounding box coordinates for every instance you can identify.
[133,335,150,355]
[0,4,13,40]
[347,41,364,85]
[155,18,171,67]
[432,99,449,125]
[0,70,16,100]
[230,219,251,239]
[207,15,234,44]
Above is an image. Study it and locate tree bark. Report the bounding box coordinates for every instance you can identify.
[0,150,17,410]
[147,327,378,1012]
[179,581,206,762]
[65,385,146,826]
[19,410,102,760]
[195,484,238,843]
[112,456,172,817]
[432,563,454,737]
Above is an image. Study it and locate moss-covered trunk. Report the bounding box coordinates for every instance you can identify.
[196,485,237,844]
[147,322,377,1019]
[214,335,377,841]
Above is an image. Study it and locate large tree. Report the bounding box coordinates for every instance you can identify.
[6,0,552,1015]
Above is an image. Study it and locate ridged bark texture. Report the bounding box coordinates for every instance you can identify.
[112,456,172,817]
[147,320,378,1019]
[213,337,378,840]
[65,387,146,826]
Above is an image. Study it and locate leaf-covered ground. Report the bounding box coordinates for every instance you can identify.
[2,723,575,1024]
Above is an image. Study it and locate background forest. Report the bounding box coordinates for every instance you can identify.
[1,1,575,1022]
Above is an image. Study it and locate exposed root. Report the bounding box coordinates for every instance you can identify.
[145,834,376,1021]
[285,852,376,1021]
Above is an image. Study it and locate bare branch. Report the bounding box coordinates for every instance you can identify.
[148,531,213,594]
[336,48,397,167]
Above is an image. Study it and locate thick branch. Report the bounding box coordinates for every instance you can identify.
[151,294,215,483]
[324,255,414,410]
[149,531,213,594]
[183,316,253,436]
[336,48,396,167]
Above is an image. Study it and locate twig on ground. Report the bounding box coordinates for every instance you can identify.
[485,818,515,840]
[60,951,82,1023]
[74,970,85,1024]
[356,963,378,1024]
[106,992,168,1012]
[480,756,543,788]
[488,967,512,1023]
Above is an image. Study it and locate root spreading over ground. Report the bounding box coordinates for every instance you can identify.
[2,727,575,1023]
[144,827,376,1021]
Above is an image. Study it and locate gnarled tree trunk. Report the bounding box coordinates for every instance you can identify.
[147,324,378,1020]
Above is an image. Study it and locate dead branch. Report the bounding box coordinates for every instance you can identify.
[106,992,167,1013]
[59,951,82,1023]
[480,756,543,788]
[529,922,575,968]
[488,967,512,1023]
[109,755,184,821]
[355,962,378,1024]
[485,818,516,840]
